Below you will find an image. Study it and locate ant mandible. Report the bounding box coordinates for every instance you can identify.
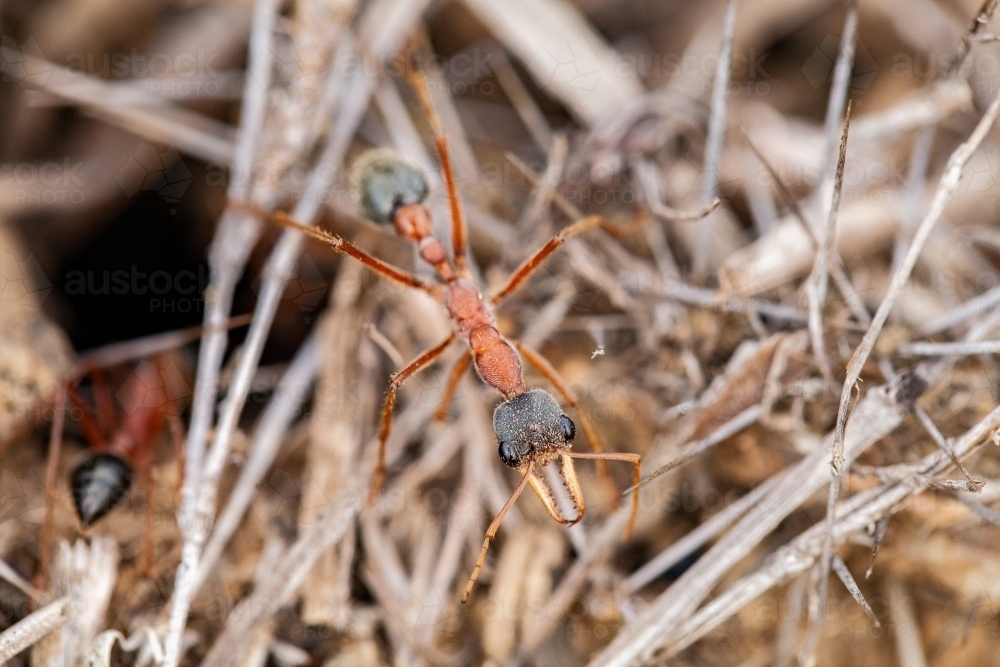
[236,67,648,603]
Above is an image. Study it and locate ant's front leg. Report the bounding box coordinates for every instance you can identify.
[489,215,607,305]
[490,155,719,306]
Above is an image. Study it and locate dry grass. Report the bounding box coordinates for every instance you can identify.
[4,0,1000,666]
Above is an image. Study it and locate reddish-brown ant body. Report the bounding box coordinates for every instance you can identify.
[239,69,650,602]
[65,356,187,526]
[37,352,189,582]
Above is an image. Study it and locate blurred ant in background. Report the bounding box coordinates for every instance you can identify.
[38,346,193,582]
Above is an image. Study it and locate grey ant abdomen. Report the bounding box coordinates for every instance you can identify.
[352,149,429,224]
[71,452,133,527]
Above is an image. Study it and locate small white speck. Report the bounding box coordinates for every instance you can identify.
[591,348,605,359]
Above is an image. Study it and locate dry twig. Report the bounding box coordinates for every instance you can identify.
[693,0,736,279]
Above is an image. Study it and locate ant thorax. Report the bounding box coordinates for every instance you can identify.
[443,279,491,334]
[444,280,526,400]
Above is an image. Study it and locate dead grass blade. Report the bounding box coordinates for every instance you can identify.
[0,598,68,664]
[660,401,1000,660]
[693,0,736,279]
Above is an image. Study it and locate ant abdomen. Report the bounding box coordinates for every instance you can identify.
[71,452,133,527]
[351,149,429,224]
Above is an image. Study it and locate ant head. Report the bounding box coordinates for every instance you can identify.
[351,149,429,224]
[493,389,576,468]
[71,452,133,527]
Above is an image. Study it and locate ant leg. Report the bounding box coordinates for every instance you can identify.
[568,452,642,540]
[490,210,653,305]
[432,352,471,422]
[90,367,118,437]
[490,215,605,305]
[66,384,107,449]
[511,341,620,507]
[493,153,705,305]
[462,462,534,603]
[227,199,438,295]
[406,67,471,278]
[370,334,456,505]
[36,387,67,590]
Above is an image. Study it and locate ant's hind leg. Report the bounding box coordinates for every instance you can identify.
[511,341,621,509]
[433,352,471,422]
[369,334,456,505]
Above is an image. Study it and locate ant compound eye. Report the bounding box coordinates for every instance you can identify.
[498,441,520,467]
[559,415,576,442]
[351,149,429,224]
